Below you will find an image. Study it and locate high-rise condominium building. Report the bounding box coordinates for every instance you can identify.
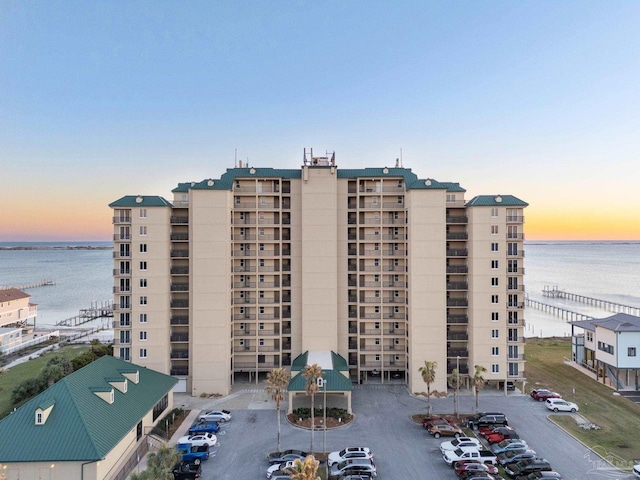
[109,153,527,396]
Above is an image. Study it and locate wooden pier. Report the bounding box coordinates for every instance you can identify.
[0,279,56,290]
[526,296,593,322]
[542,286,640,316]
[56,301,114,327]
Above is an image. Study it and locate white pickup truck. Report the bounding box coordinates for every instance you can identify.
[442,447,498,466]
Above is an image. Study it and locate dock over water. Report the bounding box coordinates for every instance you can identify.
[56,301,114,326]
[541,286,640,316]
[0,279,55,290]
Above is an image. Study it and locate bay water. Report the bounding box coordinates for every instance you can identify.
[1,241,639,336]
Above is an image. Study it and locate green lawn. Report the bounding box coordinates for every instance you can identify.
[525,337,640,465]
[0,345,90,418]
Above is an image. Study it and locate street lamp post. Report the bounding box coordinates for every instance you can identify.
[319,378,327,455]
[455,356,460,418]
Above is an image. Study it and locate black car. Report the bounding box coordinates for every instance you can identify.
[172,461,202,479]
[505,458,553,478]
[516,472,563,480]
[467,412,508,430]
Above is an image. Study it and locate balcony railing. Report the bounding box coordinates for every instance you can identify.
[506,216,525,223]
[447,265,468,274]
[446,249,468,257]
[447,282,468,290]
[446,216,468,224]
[447,298,468,307]
[170,216,189,224]
[113,216,131,224]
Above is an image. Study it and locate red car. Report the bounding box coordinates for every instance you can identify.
[455,462,499,477]
[485,426,520,444]
[531,390,562,402]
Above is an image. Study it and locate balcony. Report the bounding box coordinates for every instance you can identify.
[113,269,131,276]
[447,315,468,324]
[234,346,257,353]
[171,284,189,292]
[170,250,189,258]
[360,328,382,335]
[447,265,468,274]
[508,302,525,309]
[171,300,189,308]
[170,334,189,342]
[446,249,468,257]
[446,216,468,224]
[447,298,468,307]
[113,286,131,293]
[447,349,468,358]
[113,234,131,241]
[170,368,189,376]
[232,250,256,257]
[113,216,131,224]
[234,282,257,288]
[170,316,189,325]
[447,332,468,341]
[447,282,468,290]
[446,232,468,240]
[171,266,189,275]
[170,350,189,359]
[507,267,525,274]
[171,233,189,241]
[170,216,189,224]
[506,216,525,223]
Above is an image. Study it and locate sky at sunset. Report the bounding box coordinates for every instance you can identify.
[1,1,639,242]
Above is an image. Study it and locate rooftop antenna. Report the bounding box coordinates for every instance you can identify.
[400,148,403,167]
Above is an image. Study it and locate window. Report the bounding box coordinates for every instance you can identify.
[140,296,147,305]
[375,354,380,361]
[397,196,403,204]
[508,312,518,324]
[492,364,499,374]
[259,290,265,298]
[491,329,499,338]
[491,260,499,269]
[140,208,147,218]
[374,322,380,329]
[140,348,147,358]
[374,306,380,313]
[259,243,265,251]
[629,347,636,357]
[139,226,147,236]
[119,313,131,327]
[491,225,499,235]
[446,194,456,203]
[597,341,614,354]
[508,243,518,256]
[36,412,43,424]
[259,275,265,283]
[259,322,264,330]
[235,196,241,205]
[492,312,499,322]
[508,328,518,342]
[140,313,147,323]
[139,244,147,253]
[507,260,518,273]
[491,243,499,252]
[374,291,380,298]
[491,277,499,286]
[140,331,147,341]
[374,243,379,251]
[491,295,499,304]
[259,338,265,346]
[491,208,498,218]
[586,331,593,342]
[140,278,147,288]
[259,306,265,314]
[140,261,147,271]
[492,347,499,356]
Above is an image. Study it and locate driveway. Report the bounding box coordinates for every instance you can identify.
[175,386,634,480]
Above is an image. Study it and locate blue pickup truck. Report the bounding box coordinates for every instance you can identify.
[188,420,220,435]
[177,443,210,463]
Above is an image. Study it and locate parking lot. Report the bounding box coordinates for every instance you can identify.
[173,385,635,480]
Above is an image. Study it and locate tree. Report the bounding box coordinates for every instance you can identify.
[301,363,323,453]
[130,443,180,480]
[265,367,290,451]
[473,364,488,413]
[39,356,72,387]
[285,454,321,480]
[418,361,437,416]
[449,368,462,419]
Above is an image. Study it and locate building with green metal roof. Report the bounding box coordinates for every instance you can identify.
[0,355,178,480]
[109,150,528,399]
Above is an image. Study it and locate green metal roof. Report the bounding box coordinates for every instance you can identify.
[0,356,177,462]
[108,195,172,208]
[439,182,467,193]
[288,351,352,392]
[466,195,528,207]
[288,369,353,392]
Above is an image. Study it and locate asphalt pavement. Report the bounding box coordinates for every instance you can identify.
[142,384,636,480]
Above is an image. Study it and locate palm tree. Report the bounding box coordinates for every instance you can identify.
[130,443,179,480]
[265,367,290,451]
[301,363,323,453]
[449,368,461,419]
[285,455,321,480]
[418,361,437,416]
[473,364,488,413]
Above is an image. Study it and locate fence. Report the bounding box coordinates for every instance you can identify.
[1,331,60,356]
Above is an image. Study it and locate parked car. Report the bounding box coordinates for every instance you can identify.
[172,461,202,479]
[515,472,563,480]
[499,381,516,391]
[505,458,553,478]
[485,426,519,443]
[338,475,373,480]
[422,416,453,429]
[177,432,218,448]
[467,412,508,430]
[198,409,232,423]
[455,462,499,477]
[502,452,539,469]
[188,420,220,435]
[441,437,482,453]
[267,460,295,479]
[429,424,464,438]
[498,449,536,466]
[177,443,210,463]
[329,459,377,479]
[267,449,308,465]
[545,399,578,413]
[634,463,640,478]
[531,390,561,402]
[490,440,529,455]
[327,447,373,467]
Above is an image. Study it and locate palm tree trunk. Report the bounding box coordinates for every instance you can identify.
[276,402,282,451]
[427,385,432,416]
